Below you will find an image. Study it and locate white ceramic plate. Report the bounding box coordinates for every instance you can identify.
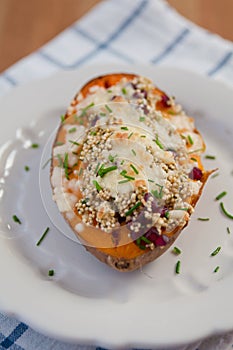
[0,64,233,349]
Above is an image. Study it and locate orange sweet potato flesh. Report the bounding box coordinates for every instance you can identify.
[52,73,211,272]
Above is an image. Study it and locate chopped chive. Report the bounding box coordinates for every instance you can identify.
[122,87,127,95]
[211,246,221,256]
[93,180,102,192]
[214,266,220,273]
[98,165,117,177]
[140,236,152,244]
[188,148,204,154]
[90,131,97,136]
[215,191,227,201]
[80,102,95,117]
[68,127,77,133]
[211,172,219,179]
[220,202,233,219]
[128,132,133,139]
[63,153,69,180]
[164,211,170,220]
[125,201,142,216]
[175,207,189,211]
[107,90,112,93]
[175,260,181,274]
[154,135,164,150]
[69,140,80,146]
[205,155,216,160]
[121,126,128,130]
[36,227,50,246]
[60,115,65,123]
[173,247,181,255]
[120,170,135,181]
[100,112,106,117]
[72,151,78,156]
[120,160,125,165]
[118,179,130,184]
[148,179,154,183]
[198,217,210,221]
[78,167,83,176]
[95,162,101,174]
[130,164,139,174]
[105,104,112,113]
[48,269,54,276]
[187,135,194,145]
[55,141,64,146]
[108,154,117,162]
[24,165,30,171]
[131,149,136,156]
[139,116,145,122]
[31,143,39,148]
[191,157,197,162]
[12,215,21,224]
[42,157,52,169]
[140,135,146,138]
[227,227,231,234]
[151,184,163,199]
[57,154,63,167]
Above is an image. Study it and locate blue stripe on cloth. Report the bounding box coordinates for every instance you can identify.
[151,27,190,64]
[72,27,134,63]
[39,0,148,69]
[2,73,18,86]
[207,51,233,76]
[0,323,28,349]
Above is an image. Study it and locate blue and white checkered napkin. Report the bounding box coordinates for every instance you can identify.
[0,0,233,349]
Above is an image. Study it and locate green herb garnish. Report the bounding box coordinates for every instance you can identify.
[211,173,219,179]
[80,102,95,117]
[120,170,135,181]
[191,157,197,162]
[55,141,64,146]
[31,143,39,149]
[78,167,83,176]
[187,135,194,145]
[122,87,127,95]
[176,207,189,211]
[131,149,136,156]
[130,164,139,174]
[36,227,50,246]
[93,180,102,192]
[140,135,146,138]
[60,115,65,123]
[120,160,125,165]
[154,135,164,150]
[173,247,181,255]
[148,179,154,183]
[69,140,80,146]
[107,90,112,93]
[227,227,231,234]
[139,116,145,122]
[151,184,163,199]
[175,260,181,274]
[188,148,204,154]
[57,154,63,167]
[164,211,170,220]
[121,126,128,130]
[63,153,69,180]
[48,269,54,276]
[12,215,21,224]
[198,217,210,221]
[100,112,106,117]
[128,132,133,139]
[125,201,142,216]
[118,179,130,184]
[205,155,216,160]
[215,191,227,201]
[108,154,117,162]
[105,104,112,113]
[68,127,77,133]
[214,266,220,273]
[24,165,30,171]
[98,165,117,178]
[211,246,221,256]
[220,202,233,219]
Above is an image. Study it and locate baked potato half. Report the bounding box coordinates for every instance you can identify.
[51,73,211,272]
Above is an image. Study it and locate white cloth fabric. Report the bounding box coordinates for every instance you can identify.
[0,0,233,349]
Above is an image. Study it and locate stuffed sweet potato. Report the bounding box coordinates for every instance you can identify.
[51,73,211,272]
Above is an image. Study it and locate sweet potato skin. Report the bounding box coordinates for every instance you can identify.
[52,72,211,272]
